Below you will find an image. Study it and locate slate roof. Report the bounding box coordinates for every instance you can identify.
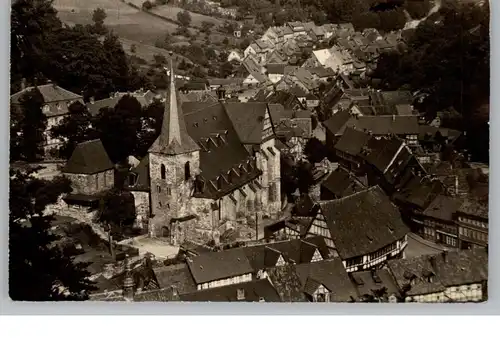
[361,136,407,174]
[350,270,401,299]
[423,195,464,222]
[266,63,286,75]
[186,248,253,284]
[316,186,409,259]
[334,127,371,156]
[223,102,269,144]
[393,174,444,210]
[321,168,367,199]
[458,199,489,220]
[266,264,308,302]
[182,102,262,199]
[151,263,197,295]
[179,278,281,302]
[322,109,351,136]
[242,57,267,83]
[62,139,114,175]
[295,259,358,302]
[243,236,330,272]
[387,249,488,297]
[307,67,336,78]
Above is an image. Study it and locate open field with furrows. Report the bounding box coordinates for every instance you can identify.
[53,0,180,44]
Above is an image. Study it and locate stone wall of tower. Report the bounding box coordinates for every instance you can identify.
[149,151,200,219]
[256,138,281,217]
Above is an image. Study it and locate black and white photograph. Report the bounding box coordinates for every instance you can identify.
[8,0,489,304]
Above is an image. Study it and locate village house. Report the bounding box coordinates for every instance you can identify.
[350,269,401,302]
[187,248,253,290]
[304,186,409,272]
[333,127,372,173]
[10,82,83,156]
[238,57,268,86]
[263,218,308,241]
[227,50,243,63]
[265,63,286,83]
[320,167,367,201]
[387,249,488,303]
[328,46,354,74]
[86,90,153,117]
[456,199,489,249]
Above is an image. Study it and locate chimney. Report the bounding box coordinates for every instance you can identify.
[123,255,135,301]
[392,114,396,122]
[236,288,245,301]
[217,85,226,102]
[90,96,95,104]
[20,78,27,90]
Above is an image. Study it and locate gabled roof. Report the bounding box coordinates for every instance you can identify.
[186,248,253,284]
[243,236,330,272]
[423,195,464,222]
[457,199,489,220]
[295,259,358,302]
[179,279,281,302]
[321,168,367,199]
[351,270,401,299]
[306,67,336,78]
[62,139,114,175]
[266,63,286,75]
[393,174,444,210]
[322,109,351,136]
[11,83,82,104]
[334,127,372,156]
[266,264,308,302]
[344,115,420,136]
[223,102,270,144]
[317,186,409,259]
[151,263,197,295]
[127,154,150,191]
[387,249,488,297]
[361,136,407,174]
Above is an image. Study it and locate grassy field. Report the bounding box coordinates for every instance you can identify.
[119,38,192,64]
[151,5,223,28]
[53,0,179,44]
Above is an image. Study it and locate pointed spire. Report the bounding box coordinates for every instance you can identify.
[148,53,199,155]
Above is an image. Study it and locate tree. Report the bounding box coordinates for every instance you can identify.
[177,10,192,27]
[9,168,95,300]
[130,44,137,54]
[10,88,47,162]
[201,20,215,33]
[219,61,234,78]
[303,137,328,164]
[96,189,137,255]
[91,7,107,35]
[153,53,168,67]
[222,37,229,46]
[405,0,431,20]
[95,95,144,162]
[296,161,314,194]
[50,101,99,160]
[142,1,153,10]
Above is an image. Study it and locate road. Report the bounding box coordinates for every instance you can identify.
[404,0,442,30]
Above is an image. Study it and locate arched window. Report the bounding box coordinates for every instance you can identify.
[185,161,191,181]
[161,164,166,180]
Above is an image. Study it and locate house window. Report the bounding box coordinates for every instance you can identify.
[185,162,191,181]
[166,187,171,196]
[157,185,161,193]
[161,164,166,180]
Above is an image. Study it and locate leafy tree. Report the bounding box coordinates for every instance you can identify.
[201,20,215,33]
[102,33,131,91]
[10,0,62,93]
[91,7,107,35]
[155,0,168,4]
[153,53,168,67]
[296,161,314,194]
[130,44,137,54]
[222,37,229,46]
[95,95,144,162]
[50,101,99,160]
[142,1,153,10]
[219,61,234,78]
[96,189,137,255]
[303,137,328,164]
[405,0,431,20]
[177,10,192,27]
[10,88,47,162]
[9,168,95,300]
[352,11,381,31]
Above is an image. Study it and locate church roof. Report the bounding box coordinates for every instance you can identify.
[149,61,199,155]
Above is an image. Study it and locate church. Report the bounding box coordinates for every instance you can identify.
[127,61,282,244]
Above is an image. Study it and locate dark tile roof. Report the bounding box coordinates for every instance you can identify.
[322,109,351,136]
[62,139,114,174]
[295,259,358,302]
[151,263,197,295]
[350,270,401,299]
[458,199,489,220]
[289,86,308,98]
[11,83,82,104]
[317,186,409,259]
[253,91,304,110]
[223,102,269,144]
[266,264,308,302]
[179,278,281,302]
[306,67,336,78]
[182,102,262,199]
[387,249,488,297]
[393,174,444,209]
[207,78,244,86]
[186,248,253,284]
[266,63,286,75]
[321,168,367,198]
[361,136,408,174]
[243,236,330,272]
[334,127,371,156]
[423,195,464,222]
[344,115,420,136]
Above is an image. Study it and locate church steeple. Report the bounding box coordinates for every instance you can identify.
[148,54,199,155]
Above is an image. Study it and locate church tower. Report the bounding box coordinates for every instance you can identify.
[148,57,200,231]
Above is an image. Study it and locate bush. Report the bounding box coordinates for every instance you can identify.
[142,1,153,10]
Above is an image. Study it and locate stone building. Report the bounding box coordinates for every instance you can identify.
[132,62,282,243]
[62,139,114,196]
